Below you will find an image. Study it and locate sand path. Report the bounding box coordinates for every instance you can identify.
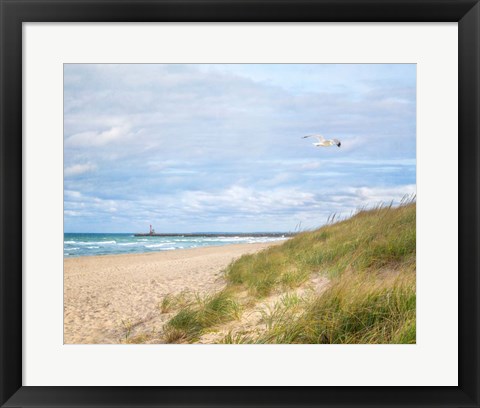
[197,274,330,344]
[64,242,280,344]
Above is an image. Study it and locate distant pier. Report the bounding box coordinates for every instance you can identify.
[134,225,296,237]
[133,232,296,237]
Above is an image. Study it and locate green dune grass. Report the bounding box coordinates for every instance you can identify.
[164,200,416,344]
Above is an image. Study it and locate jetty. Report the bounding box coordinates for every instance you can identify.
[133,225,296,238]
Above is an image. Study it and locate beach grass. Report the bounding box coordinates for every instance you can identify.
[224,270,415,344]
[226,200,415,297]
[158,291,190,314]
[162,290,241,343]
[163,199,416,344]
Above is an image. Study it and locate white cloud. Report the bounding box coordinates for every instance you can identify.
[64,163,97,177]
[64,190,83,198]
[181,185,317,215]
[347,184,416,204]
[65,125,132,148]
[64,210,82,217]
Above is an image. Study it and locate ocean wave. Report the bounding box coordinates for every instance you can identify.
[144,243,175,248]
[202,237,243,242]
[67,240,117,245]
[64,235,288,257]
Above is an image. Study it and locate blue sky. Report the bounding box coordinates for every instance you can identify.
[64,64,416,233]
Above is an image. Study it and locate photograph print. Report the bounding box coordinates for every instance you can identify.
[64,64,416,344]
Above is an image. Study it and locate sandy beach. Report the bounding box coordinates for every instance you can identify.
[64,242,280,344]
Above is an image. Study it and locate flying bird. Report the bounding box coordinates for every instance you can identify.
[303,134,341,148]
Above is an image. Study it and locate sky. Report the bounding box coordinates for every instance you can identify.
[64,64,416,233]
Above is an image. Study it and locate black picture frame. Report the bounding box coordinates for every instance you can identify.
[1,1,479,407]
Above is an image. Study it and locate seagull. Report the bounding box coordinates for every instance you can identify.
[303,134,341,148]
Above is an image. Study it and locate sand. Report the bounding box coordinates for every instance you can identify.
[64,242,280,344]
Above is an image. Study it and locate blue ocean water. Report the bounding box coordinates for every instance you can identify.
[64,233,288,258]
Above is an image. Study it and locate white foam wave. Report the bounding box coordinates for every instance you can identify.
[70,240,117,245]
[144,243,175,248]
[65,235,288,257]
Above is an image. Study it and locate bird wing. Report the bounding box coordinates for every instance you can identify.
[303,134,325,142]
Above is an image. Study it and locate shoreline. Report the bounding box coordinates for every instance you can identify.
[64,240,287,260]
[64,241,282,344]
